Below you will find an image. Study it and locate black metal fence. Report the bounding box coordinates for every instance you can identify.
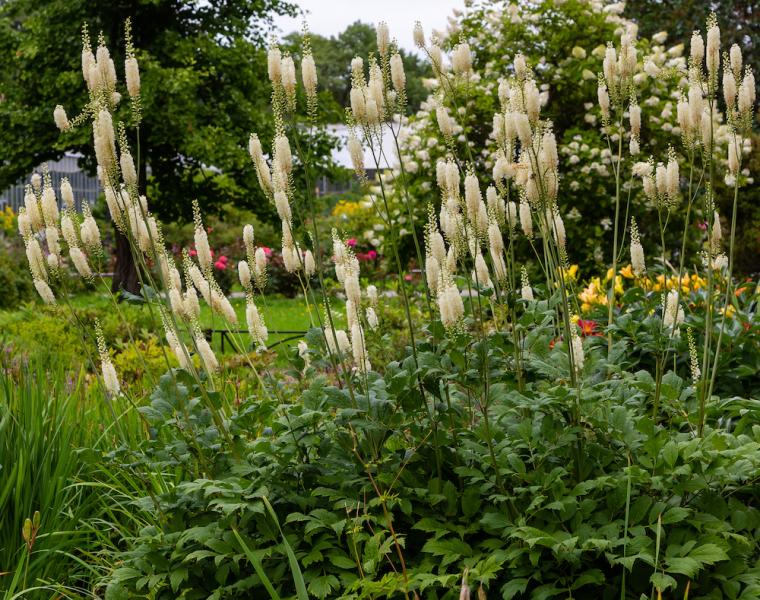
[204,329,306,352]
[0,153,100,212]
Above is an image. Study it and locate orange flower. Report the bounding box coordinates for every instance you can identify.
[578,319,601,337]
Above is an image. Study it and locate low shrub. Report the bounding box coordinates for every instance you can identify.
[0,238,34,309]
[104,311,760,598]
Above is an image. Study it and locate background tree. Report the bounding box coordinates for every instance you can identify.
[283,21,431,122]
[0,0,298,293]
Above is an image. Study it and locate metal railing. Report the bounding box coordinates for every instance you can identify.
[204,329,306,352]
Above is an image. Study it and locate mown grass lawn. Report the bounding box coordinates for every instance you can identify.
[0,290,346,364]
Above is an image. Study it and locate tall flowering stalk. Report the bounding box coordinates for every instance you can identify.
[345,26,427,367]
[702,22,755,428]
[253,32,363,400]
[35,22,250,439]
[95,320,120,397]
[596,27,641,355]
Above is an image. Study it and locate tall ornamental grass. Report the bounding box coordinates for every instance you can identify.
[0,360,152,598]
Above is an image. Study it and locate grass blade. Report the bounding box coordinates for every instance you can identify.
[232,528,282,600]
[262,496,309,600]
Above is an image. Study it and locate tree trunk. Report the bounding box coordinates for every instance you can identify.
[111,227,140,296]
[111,121,147,297]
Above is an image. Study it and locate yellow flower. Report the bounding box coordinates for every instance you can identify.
[620,264,635,279]
[578,277,608,312]
[332,199,364,218]
[614,275,624,295]
[571,313,580,325]
[605,267,614,282]
[1,206,15,233]
[720,305,736,318]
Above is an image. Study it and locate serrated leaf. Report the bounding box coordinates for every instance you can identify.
[571,569,604,589]
[327,552,356,570]
[688,543,729,565]
[501,578,529,599]
[533,582,565,599]
[183,550,217,563]
[666,557,701,577]
[481,511,510,534]
[307,575,339,599]
[511,526,556,548]
[413,517,448,534]
[421,537,473,566]
[170,568,188,592]
[650,572,677,591]
[662,442,678,468]
[508,454,526,474]
[462,487,481,519]
[660,506,690,524]
[628,496,651,526]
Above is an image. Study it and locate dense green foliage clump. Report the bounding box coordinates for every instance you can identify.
[100,294,760,599]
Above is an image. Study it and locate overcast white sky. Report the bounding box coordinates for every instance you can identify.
[273,0,465,52]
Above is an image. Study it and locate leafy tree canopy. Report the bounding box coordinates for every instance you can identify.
[0,0,298,223]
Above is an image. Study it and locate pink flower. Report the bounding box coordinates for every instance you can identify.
[404,274,413,282]
[214,260,227,270]
[346,238,357,247]
[697,221,707,231]
[367,249,378,260]
[189,249,197,257]
[218,255,228,263]
[261,246,273,257]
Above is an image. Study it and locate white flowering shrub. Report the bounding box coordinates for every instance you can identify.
[390,0,746,270]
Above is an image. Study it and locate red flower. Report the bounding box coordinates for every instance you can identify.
[189,249,197,257]
[577,319,601,337]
